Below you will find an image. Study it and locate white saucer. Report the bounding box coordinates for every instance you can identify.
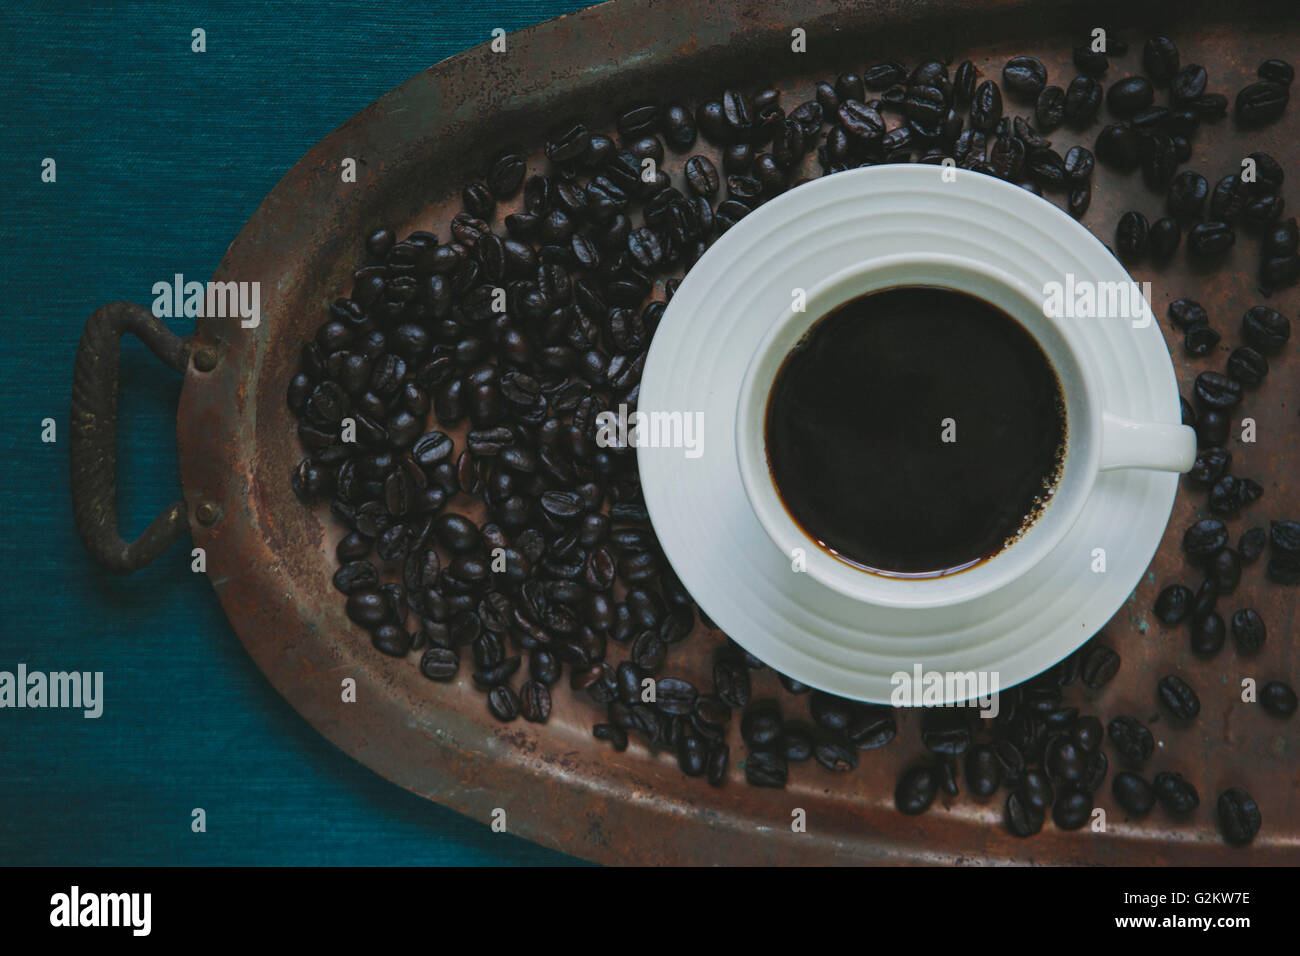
[637,165,1181,704]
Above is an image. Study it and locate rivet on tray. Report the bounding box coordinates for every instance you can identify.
[193,346,219,372]
[195,502,221,525]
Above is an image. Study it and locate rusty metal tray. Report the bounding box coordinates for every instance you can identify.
[71,0,1297,864]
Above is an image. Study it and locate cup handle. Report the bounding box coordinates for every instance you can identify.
[1098,411,1197,473]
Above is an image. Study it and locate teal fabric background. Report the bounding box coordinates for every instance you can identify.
[0,0,596,865]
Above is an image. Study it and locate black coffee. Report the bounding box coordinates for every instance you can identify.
[765,285,1066,576]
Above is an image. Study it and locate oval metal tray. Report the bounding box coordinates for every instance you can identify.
[122,0,1298,863]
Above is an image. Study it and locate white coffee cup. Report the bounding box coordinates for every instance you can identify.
[734,252,1197,610]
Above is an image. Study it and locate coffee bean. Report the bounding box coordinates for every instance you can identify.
[1190,612,1226,658]
[1227,347,1269,386]
[1152,771,1199,814]
[741,702,783,748]
[1080,643,1120,688]
[1184,324,1221,358]
[1152,584,1193,626]
[1116,211,1149,258]
[1157,675,1200,721]
[1187,221,1235,257]
[1003,56,1047,100]
[419,646,459,681]
[814,737,858,772]
[1235,80,1289,126]
[1108,716,1154,765]
[1184,519,1228,561]
[1242,306,1291,353]
[1230,608,1267,654]
[1064,76,1102,126]
[1148,217,1181,257]
[1261,681,1297,718]
[1096,123,1141,171]
[1107,76,1154,116]
[519,680,552,723]
[1217,788,1262,845]
[1144,36,1181,84]
[1052,787,1092,830]
[1044,735,1086,786]
[921,708,971,756]
[744,749,788,788]
[1112,771,1156,815]
[964,744,1002,797]
[1005,789,1044,837]
[895,765,939,815]
[1194,371,1243,409]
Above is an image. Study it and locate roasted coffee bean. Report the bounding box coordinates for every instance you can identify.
[895,765,939,815]
[744,749,787,788]
[1005,789,1044,837]
[1115,211,1149,258]
[1237,526,1266,564]
[781,723,814,762]
[846,708,896,751]
[333,560,379,595]
[1095,123,1141,170]
[1157,675,1200,721]
[1003,56,1047,100]
[1107,76,1154,116]
[1080,643,1120,688]
[809,691,854,733]
[1044,735,1086,786]
[1217,788,1262,845]
[419,646,459,681]
[1108,716,1154,765]
[969,81,1003,131]
[1152,771,1199,814]
[1167,171,1208,220]
[1071,715,1103,753]
[1230,608,1267,654]
[1235,80,1289,127]
[1052,787,1091,830]
[921,708,971,756]
[1224,346,1267,387]
[1194,371,1243,409]
[1261,681,1297,718]
[1064,76,1102,126]
[1241,306,1291,353]
[814,737,858,772]
[1035,86,1066,131]
[741,702,782,747]
[1184,519,1228,561]
[1154,584,1193,625]
[1184,324,1221,358]
[1187,221,1235,257]
[1112,771,1156,816]
[1190,611,1226,657]
[965,744,1002,797]
[953,60,976,106]
[486,685,520,722]
[1143,35,1181,84]
[1272,520,1300,555]
[1147,216,1180,257]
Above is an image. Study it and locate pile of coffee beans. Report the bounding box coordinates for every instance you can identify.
[289,31,1292,849]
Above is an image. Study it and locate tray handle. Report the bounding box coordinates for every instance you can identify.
[71,302,191,574]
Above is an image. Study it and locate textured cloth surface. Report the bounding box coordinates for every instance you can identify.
[0,0,596,865]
